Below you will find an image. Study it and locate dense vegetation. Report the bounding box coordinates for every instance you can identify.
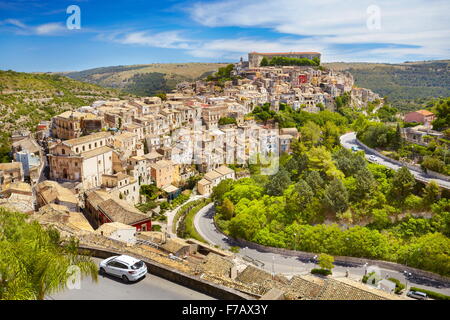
[123,72,182,96]
[205,64,240,85]
[212,110,450,276]
[0,208,97,299]
[337,61,450,112]
[357,98,450,175]
[260,56,320,67]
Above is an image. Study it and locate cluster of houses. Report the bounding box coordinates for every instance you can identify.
[1,51,380,235]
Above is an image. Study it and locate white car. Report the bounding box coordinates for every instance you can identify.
[99,255,147,283]
[368,155,377,162]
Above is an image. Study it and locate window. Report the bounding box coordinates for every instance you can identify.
[115,262,128,269]
[95,142,97,148]
[76,147,79,153]
[82,146,85,151]
[61,149,65,155]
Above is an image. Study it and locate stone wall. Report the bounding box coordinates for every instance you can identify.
[79,245,255,300]
[232,237,450,284]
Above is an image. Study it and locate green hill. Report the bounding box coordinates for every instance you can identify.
[324,60,450,112]
[0,70,131,162]
[62,63,227,96]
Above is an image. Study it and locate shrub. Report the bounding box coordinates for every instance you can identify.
[410,287,450,300]
[311,268,332,276]
[230,246,240,253]
[388,277,405,294]
[362,271,376,284]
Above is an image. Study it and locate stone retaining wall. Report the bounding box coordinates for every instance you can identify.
[78,245,255,300]
[232,237,450,284]
[211,210,450,284]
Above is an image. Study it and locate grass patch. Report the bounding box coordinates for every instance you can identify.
[177,198,211,243]
[410,287,450,300]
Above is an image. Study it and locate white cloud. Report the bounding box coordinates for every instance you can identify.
[0,19,67,36]
[187,0,450,61]
[35,23,66,35]
[113,30,194,49]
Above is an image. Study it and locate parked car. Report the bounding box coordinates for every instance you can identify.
[99,255,147,283]
[351,146,361,152]
[407,290,427,300]
[368,155,377,162]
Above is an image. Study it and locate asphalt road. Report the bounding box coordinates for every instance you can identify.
[49,258,214,300]
[194,203,450,296]
[340,132,450,190]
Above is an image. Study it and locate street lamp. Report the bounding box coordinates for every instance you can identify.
[272,256,275,278]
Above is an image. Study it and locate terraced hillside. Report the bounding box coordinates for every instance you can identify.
[0,70,131,161]
[63,63,227,96]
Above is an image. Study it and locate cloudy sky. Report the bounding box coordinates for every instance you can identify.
[0,0,449,71]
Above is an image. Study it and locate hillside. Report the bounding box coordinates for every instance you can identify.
[62,63,228,96]
[324,60,450,112]
[0,70,132,161]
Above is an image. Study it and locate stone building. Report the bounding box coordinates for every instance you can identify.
[35,180,79,212]
[48,132,114,189]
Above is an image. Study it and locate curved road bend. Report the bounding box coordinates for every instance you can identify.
[49,258,214,300]
[340,132,450,190]
[194,203,450,295]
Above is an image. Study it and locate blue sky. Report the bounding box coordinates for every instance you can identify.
[1,0,449,72]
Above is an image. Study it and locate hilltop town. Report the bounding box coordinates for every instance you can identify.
[2,51,446,300]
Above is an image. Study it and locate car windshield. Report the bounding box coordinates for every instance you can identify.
[131,261,144,270]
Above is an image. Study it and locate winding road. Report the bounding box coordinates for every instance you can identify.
[194,202,450,296]
[340,132,450,190]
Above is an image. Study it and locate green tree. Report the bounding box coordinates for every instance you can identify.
[0,208,98,300]
[318,253,335,270]
[422,181,441,207]
[324,178,349,213]
[140,184,161,201]
[421,156,446,174]
[155,92,167,101]
[220,198,235,220]
[307,146,344,180]
[211,179,235,205]
[300,121,322,146]
[265,169,291,196]
[284,179,314,221]
[392,123,403,150]
[260,57,269,66]
[391,167,416,200]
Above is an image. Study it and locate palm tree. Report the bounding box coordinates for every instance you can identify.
[0,208,98,300]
